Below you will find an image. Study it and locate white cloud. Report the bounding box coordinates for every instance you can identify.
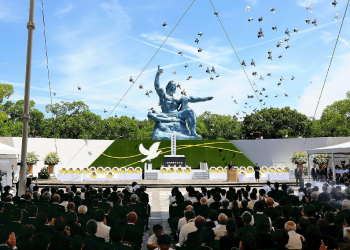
[321,31,333,43]
[55,4,72,17]
[101,0,131,23]
[295,52,350,118]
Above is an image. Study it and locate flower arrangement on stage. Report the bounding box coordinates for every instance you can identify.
[83,168,89,174]
[283,166,290,172]
[269,167,276,173]
[233,166,239,170]
[261,166,269,173]
[312,154,330,165]
[90,167,96,172]
[135,167,142,174]
[27,152,39,165]
[120,167,126,174]
[112,167,119,173]
[169,167,175,173]
[247,166,254,173]
[161,167,168,173]
[276,166,283,173]
[127,167,134,173]
[217,167,224,173]
[67,168,74,174]
[240,167,246,171]
[43,152,60,165]
[106,171,114,178]
[290,152,307,165]
[176,167,183,173]
[210,167,217,173]
[38,167,50,179]
[239,170,246,177]
[185,167,191,173]
[90,171,97,178]
[60,168,67,174]
[97,167,104,174]
[105,167,111,173]
[260,173,263,177]
[75,168,81,174]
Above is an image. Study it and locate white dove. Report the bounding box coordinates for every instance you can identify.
[139,142,162,162]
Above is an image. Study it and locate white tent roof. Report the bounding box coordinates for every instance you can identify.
[0,142,20,155]
[307,141,350,154]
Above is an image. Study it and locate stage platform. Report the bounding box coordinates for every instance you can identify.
[37,178,300,189]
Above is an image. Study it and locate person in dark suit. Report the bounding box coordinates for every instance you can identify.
[218,199,232,218]
[17,224,35,250]
[0,225,16,250]
[187,216,205,250]
[109,226,133,250]
[239,200,253,216]
[269,229,289,250]
[125,194,146,224]
[255,216,275,249]
[220,218,239,250]
[311,165,319,182]
[83,219,106,249]
[8,208,23,238]
[324,191,342,212]
[286,188,300,206]
[49,217,71,250]
[194,197,209,218]
[1,187,12,203]
[122,212,143,249]
[236,212,256,237]
[308,192,322,213]
[77,205,92,227]
[254,163,260,182]
[35,212,55,236]
[138,186,150,230]
[228,162,234,170]
[295,166,302,186]
[263,198,281,222]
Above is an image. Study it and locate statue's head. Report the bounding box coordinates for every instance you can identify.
[165,81,176,95]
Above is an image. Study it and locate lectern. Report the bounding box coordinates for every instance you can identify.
[227,169,238,182]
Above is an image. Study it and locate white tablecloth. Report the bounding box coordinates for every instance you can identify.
[312,181,347,191]
[335,170,349,175]
[209,172,227,179]
[159,172,193,179]
[267,172,292,181]
[237,172,268,182]
[57,173,83,182]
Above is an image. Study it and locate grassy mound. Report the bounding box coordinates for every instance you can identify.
[90,140,254,169]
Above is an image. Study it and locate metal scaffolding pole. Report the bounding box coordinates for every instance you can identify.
[19,0,35,196]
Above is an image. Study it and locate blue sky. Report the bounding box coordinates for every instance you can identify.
[0,0,349,121]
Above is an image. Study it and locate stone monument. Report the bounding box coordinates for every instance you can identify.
[148,66,213,140]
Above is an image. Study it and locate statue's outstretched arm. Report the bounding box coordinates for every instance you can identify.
[155,66,165,98]
[188,96,214,103]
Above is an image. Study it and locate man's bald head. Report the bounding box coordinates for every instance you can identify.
[266,198,274,207]
[67,202,75,212]
[127,212,138,224]
[52,194,60,203]
[185,205,194,211]
[200,197,207,205]
[194,216,205,230]
[285,221,296,232]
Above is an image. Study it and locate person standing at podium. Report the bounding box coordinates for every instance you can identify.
[228,162,234,170]
[254,163,260,182]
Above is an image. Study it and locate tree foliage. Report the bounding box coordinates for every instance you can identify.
[311,92,350,137]
[241,107,313,139]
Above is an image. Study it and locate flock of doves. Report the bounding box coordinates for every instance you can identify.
[72,0,340,120]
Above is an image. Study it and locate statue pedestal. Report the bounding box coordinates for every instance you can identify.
[151,121,200,140]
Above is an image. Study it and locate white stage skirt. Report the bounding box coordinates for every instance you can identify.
[57,173,142,182]
[209,172,227,179]
[335,170,349,175]
[268,172,292,181]
[159,172,193,179]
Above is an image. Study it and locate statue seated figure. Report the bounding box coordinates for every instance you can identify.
[148,66,213,140]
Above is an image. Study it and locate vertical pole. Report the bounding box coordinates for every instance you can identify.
[332,153,335,181]
[307,154,310,182]
[19,0,35,196]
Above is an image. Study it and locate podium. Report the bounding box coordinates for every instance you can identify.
[227,169,238,182]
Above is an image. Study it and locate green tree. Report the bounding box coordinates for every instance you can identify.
[311,92,350,137]
[241,107,312,139]
[196,111,241,140]
[137,119,155,140]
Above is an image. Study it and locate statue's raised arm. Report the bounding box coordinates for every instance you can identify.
[154,65,165,98]
[187,96,214,103]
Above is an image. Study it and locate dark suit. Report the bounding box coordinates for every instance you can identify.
[7,221,23,237]
[36,225,55,236]
[220,235,239,250]
[255,233,275,249]
[263,207,280,222]
[110,242,134,250]
[239,207,253,216]
[295,168,302,185]
[195,205,209,218]
[110,205,126,220]
[187,229,202,250]
[218,208,232,218]
[335,209,350,224]
[311,168,319,181]
[324,200,342,212]
[48,232,71,250]
[122,223,143,247]
[317,192,330,203]
[286,194,300,206]
[236,225,256,237]
[78,213,92,227]
[83,234,106,250]
[125,203,146,221]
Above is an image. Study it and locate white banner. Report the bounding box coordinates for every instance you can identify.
[171,133,176,155]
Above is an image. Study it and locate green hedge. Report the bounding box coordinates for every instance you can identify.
[90,140,254,169]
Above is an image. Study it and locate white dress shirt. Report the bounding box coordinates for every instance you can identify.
[147,234,158,246]
[60,201,69,212]
[263,185,271,194]
[178,217,187,231]
[285,231,302,249]
[247,200,257,210]
[213,224,226,240]
[206,197,214,207]
[179,219,196,245]
[95,221,111,242]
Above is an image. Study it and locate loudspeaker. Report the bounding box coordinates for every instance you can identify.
[299,179,304,188]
